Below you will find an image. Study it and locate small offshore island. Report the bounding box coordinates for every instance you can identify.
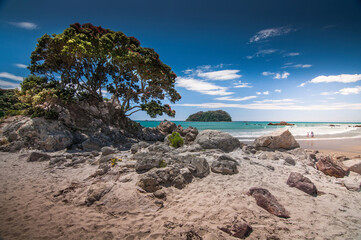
[186,110,232,122]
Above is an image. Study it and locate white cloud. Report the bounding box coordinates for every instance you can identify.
[9,22,38,30]
[215,96,257,101]
[249,26,293,43]
[262,71,289,79]
[14,64,28,69]
[234,81,252,88]
[256,92,261,95]
[275,89,282,93]
[284,52,300,57]
[197,70,242,80]
[262,72,274,76]
[176,102,361,111]
[247,49,278,59]
[176,77,233,96]
[263,91,269,95]
[283,64,312,69]
[321,86,361,96]
[300,74,361,87]
[254,99,296,104]
[0,72,23,81]
[0,80,20,89]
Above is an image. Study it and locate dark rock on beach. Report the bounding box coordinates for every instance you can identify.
[287,172,317,196]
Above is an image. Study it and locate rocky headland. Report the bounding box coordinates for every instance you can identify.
[1,117,361,239]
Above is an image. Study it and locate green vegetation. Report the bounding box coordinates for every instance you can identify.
[110,158,122,167]
[159,159,167,168]
[0,89,30,117]
[167,132,184,148]
[24,23,180,118]
[186,110,232,122]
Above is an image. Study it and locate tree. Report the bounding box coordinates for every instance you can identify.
[28,23,180,118]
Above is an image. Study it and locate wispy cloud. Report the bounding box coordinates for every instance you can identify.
[299,74,361,87]
[9,22,38,30]
[176,102,361,111]
[197,70,242,80]
[0,72,24,81]
[0,80,20,89]
[176,77,233,96]
[215,96,257,101]
[246,49,278,59]
[321,86,361,96]
[284,52,300,57]
[256,91,270,95]
[233,81,252,88]
[254,98,297,104]
[275,89,282,93]
[282,64,312,69]
[14,64,28,69]
[262,71,290,79]
[249,26,294,43]
[322,24,338,30]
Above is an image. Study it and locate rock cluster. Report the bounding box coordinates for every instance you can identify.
[253,128,300,150]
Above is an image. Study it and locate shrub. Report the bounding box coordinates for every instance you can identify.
[168,132,184,148]
[159,160,167,168]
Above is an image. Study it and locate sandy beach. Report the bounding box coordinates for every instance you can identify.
[1,142,361,239]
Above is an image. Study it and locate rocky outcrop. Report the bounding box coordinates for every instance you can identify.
[343,159,361,174]
[85,182,113,206]
[195,130,241,152]
[134,153,164,172]
[137,167,192,192]
[253,128,299,150]
[211,155,239,175]
[287,172,317,196]
[219,218,253,239]
[248,187,290,218]
[316,155,349,178]
[176,125,199,144]
[156,121,177,135]
[130,141,150,154]
[2,117,73,152]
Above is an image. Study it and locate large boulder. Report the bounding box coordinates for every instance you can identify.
[2,117,73,151]
[156,121,177,135]
[343,159,361,174]
[316,155,349,178]
[211,155,239,175]
[253,128,299,150]
[287,172,317,196]
[189,157,210,178]
[134,153,164,172]
[195,130,241,152]
[248,187,290,218]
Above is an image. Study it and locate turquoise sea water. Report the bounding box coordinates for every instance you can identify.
[137,121,361,142]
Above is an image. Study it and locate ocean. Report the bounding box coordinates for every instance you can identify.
[137,121,361,143]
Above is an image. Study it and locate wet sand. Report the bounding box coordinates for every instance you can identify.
[298,138,361,158]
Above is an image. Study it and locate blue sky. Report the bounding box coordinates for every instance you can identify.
[1,0,361,121]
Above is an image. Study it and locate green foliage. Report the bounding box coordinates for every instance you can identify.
[159,159,167,168]
[0,89,30,117]
[168,132,184,148]
[110,158,122,167]
[27,107,59,120]
[28,23,181,118]
[186,110,232,122]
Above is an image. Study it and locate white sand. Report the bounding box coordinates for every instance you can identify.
[1,150,361,239]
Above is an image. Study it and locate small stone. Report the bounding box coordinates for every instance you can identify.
[219,218,253,239]
[287,172,317,196]
[153,189,166,199]
[27,152,51,162]
[248,187,290,218]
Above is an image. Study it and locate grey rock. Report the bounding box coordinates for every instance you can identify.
[101,146,116,156]
[85,182,113,206]
[156,121,177,135]
[147,142,171,153]
[195,130,241,152]
[134,153,163,172]
[153,189,167,199]
[253,128,300,150]
[211,160,239,175]
[189,157,210,178]
[137,167,183,192]
[82,138,102,151]
[284,156,296,166]
[130,141,150,154]
[27,151,51,162]
[343,159,361,174]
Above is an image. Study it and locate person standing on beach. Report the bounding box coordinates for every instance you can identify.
[307,132,309,138]
[311,131,314,138]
